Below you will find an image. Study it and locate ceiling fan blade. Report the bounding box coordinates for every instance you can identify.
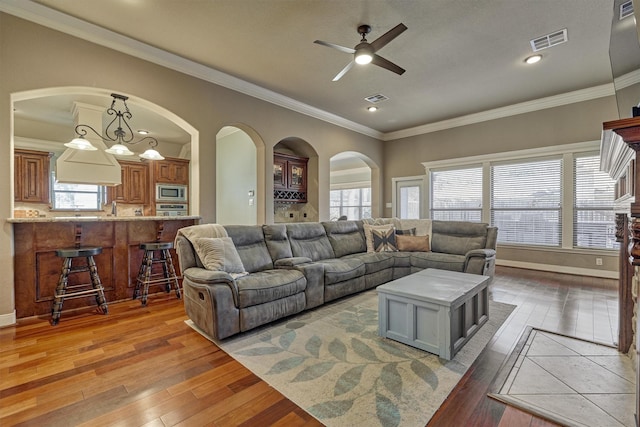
[371,54,406,75]
[370,23,407,52]
[333,60,355,81]
[314,40,355,54]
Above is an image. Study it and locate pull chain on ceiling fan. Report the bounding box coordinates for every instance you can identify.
[314,23,407,81]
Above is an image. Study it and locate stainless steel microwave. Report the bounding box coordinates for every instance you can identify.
[156,184,187,202]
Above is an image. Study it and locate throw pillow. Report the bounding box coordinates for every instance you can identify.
[396,234,430,252]
[363,224,395,252]
[372,227,398,252]
[192,237,247,274]
[395,227,416,236]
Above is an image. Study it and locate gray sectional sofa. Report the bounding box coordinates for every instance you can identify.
[175,219,497,340]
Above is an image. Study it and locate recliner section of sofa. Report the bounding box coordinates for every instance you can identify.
[176,219,497,340]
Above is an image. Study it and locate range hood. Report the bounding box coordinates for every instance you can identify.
[56,140,122,186]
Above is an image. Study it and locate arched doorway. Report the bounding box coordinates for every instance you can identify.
[330,151,380,220]
[215,126,259,225]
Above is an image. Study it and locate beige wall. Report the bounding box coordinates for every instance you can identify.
[383,96,620,276]
[0,14,383,323]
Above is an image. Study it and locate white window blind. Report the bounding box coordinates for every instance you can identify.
[430,166,482,221]
[491,158,562,246]
[574,155,617,249]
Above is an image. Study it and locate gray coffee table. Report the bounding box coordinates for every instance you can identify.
[377,268,490,360]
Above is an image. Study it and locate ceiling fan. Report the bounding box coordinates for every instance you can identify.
[314,23,407,81]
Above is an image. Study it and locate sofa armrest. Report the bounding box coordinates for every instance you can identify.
[463,249,496,276]
[183,267,239,306]
[274,257,313,267]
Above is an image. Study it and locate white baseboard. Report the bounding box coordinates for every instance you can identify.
[0,310,16,327]
[497,259,618,279]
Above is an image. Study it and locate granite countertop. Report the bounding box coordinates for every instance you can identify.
[7,215,201,223]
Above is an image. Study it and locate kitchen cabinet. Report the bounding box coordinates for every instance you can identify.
[14,149,52,203]
[154,157,189,185]
[274,153,308,202]
[108,160,149,204]
[11,217,198,318]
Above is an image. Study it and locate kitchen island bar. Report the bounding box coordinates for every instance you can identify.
[9,216,199,318]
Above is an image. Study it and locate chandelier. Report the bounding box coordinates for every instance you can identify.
[64,93,165,160]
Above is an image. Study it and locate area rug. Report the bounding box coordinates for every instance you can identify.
[489,327,636,427]
[187,290,516,427]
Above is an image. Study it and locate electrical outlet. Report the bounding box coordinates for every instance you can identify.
[595,257,603,266]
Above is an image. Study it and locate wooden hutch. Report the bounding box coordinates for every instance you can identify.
[600,116,640,420]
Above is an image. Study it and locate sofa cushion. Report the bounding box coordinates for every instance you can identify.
[319,258,365,285]
[286,223,335,261]
[322,220,366,258]
[396,234,430,252]
[225,225,274,272]
[431,220,488,255]
[410,252,466,272]
[342,252,394,275]
[263,224,294,260]
[192,237,247,275]
[235,269,306,308]
[372,227,398,252]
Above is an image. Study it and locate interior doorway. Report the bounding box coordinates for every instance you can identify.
[216,126,257,225]
[393,177,424,219]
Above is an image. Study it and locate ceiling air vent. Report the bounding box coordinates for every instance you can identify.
[620,0,634,20]
[530,29,568,52]
[364,93,389,104]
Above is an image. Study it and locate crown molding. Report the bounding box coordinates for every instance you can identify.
[0,0,383,140]
[383,84,615,141]
[614,68,640,89]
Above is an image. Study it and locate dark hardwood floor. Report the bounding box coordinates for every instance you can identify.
[0,266,619,426]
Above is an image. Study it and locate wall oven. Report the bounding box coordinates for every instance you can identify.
[156,184,187,202]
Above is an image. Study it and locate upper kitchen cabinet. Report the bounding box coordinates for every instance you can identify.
[274,152,308,202]
[14,149,52,203]
[153,157,190,185]
[108,160,149,204]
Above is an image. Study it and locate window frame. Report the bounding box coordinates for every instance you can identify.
[51,170,107,211]
[329,186,372,220]
[422,141,617,253]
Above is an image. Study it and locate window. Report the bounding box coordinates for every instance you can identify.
[491,158,562,246]
[52,171,106,210]
[574,155,617,249]
[330,188,371,220]
[430,166,482,221]
[422,142,617,252]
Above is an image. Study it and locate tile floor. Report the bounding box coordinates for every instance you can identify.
[493,329,636,427]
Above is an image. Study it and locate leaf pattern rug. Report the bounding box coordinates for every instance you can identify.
[186,289,515,426]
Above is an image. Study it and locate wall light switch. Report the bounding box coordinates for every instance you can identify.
[248,198,254,206]
[386,203,392,208]
[248,190,254,197]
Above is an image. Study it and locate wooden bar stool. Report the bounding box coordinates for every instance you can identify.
[52,246,108,325]
[134,242,181,306]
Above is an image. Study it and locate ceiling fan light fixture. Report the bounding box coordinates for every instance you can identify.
[355,44,374,64]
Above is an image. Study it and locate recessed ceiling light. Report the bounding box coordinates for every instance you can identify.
[367,106,378,112]
[137,129,149,135]
[524,54,542,64]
